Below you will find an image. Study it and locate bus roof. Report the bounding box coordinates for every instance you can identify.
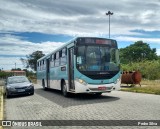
[37,37,116,62]
[37,37,76,61]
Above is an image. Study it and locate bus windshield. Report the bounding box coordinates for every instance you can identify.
[76,45,120,72]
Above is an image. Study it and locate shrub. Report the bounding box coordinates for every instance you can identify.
[121,60,160,80]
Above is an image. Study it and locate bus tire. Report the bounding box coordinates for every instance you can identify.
[62,81,68,97]
[42,79,46,90]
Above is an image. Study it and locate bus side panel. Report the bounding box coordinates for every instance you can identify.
[37,70,46,86]
[49,67,60,90]
[49,65,68,90]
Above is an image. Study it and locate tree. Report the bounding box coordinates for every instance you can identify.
[0,71,12,79]
[23,69,36,79]
[120,41,158,64]
[21,51,45,71]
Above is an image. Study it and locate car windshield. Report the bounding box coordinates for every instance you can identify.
[8,76,29,84]
[76,45,120,71]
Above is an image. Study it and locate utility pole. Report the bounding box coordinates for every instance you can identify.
[106,11,113,38]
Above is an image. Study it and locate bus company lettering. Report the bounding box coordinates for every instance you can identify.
[28,122,42,126]
[12,121,42,127]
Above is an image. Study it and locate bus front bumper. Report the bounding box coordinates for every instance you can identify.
[74,79,121,93]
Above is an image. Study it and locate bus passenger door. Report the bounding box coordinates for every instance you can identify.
[46,58,50,88]
[68,47,75,90]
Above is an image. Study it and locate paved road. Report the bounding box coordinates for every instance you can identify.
[4,84,160,129]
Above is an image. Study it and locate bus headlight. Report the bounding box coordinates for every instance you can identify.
[114,78,120,84]
[76,78,87,85]
[79,79,84,83]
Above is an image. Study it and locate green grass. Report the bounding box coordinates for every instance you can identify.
[121,80,160,95]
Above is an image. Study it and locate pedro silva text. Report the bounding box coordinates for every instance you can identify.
[138,121,157,126]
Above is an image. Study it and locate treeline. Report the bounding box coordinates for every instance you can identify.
[121,60,160,80]
[0,71,12,79]
[120,41,160,80]
[0,69,36,79]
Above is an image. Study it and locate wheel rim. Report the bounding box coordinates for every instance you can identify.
[63,84,67,95]
[42,80,45,89]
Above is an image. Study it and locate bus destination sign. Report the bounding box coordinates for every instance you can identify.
[76,37,117,48]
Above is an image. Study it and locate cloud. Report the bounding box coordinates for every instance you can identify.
[157,49,160,55]
[116,36,160,44]
[0,0,160,70]
[0,0,160,35]
[0,34,65,70]
[0,34,65,56]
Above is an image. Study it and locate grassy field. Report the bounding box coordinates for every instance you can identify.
[121,80,160,95]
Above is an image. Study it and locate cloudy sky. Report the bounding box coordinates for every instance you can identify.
[0,0,160,70]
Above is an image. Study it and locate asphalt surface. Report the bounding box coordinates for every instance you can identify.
[3,84,160,129]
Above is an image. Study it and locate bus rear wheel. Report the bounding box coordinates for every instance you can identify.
[42,79,46,90]
[62,82,68,97]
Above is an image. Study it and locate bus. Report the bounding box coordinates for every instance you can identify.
[37,37,121,97]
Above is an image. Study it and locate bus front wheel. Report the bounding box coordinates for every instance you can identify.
[62,82,68,97]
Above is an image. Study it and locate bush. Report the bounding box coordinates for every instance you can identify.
[0,71,12,79]
[121,60,160,80]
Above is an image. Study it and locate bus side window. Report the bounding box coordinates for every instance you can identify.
[41,60,43,70]
[43,60,46,70]
[39,61,41,70]
[59,50,62,66]
[55,52,59,67]
[54,54,56,66]
[42,60,44,70]
[40,61,42,70]
[44,60,46,69]
[51,54,54,67]
[38,62,40,70]
[60,48,67,65]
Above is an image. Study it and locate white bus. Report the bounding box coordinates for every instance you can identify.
[37,37,121,97]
